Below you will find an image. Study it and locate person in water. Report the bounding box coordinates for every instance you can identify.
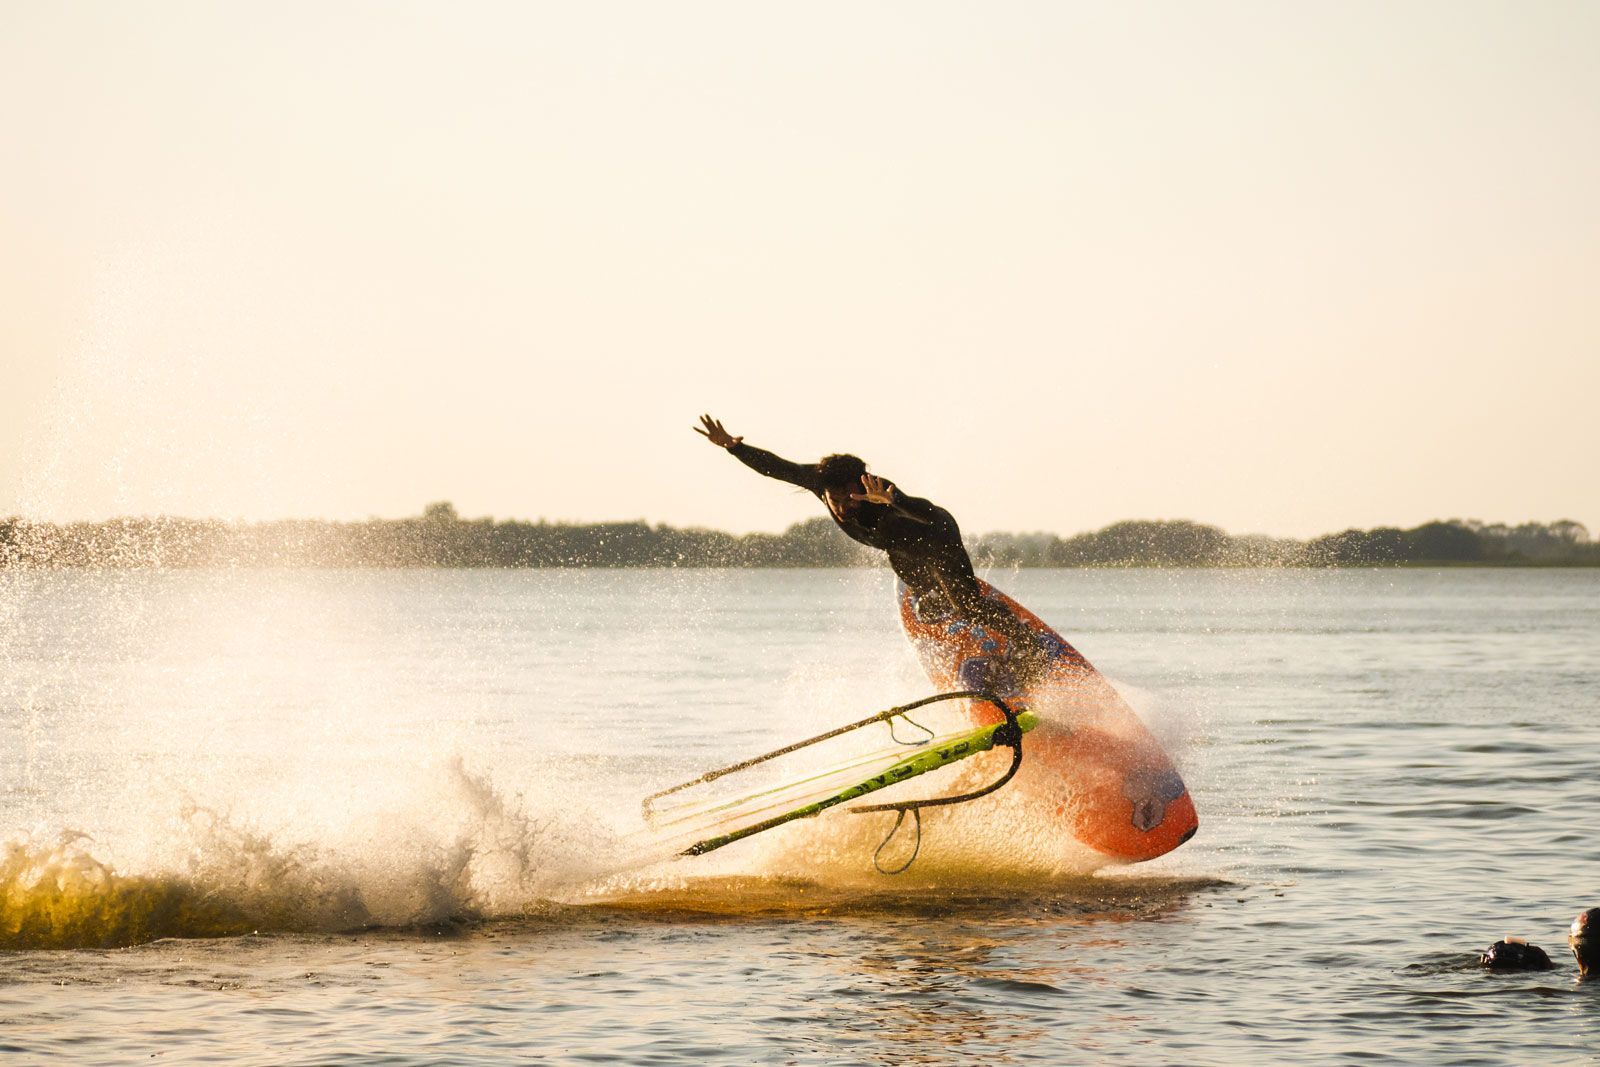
[1571,908,1598,979]
[694,414,1047,684]
[1479,937,1555,972]
[1479,908,1599,978]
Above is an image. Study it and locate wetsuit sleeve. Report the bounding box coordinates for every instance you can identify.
[727,442,823,493]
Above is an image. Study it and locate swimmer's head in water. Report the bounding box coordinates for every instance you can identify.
[1570,908,1600,977]
[1480,937,1555,972]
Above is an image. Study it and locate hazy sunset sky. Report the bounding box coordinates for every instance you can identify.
[3,1,1596,538]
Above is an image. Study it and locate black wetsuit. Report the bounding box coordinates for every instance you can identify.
[729,442,1041,663]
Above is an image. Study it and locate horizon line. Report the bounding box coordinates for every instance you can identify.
[3,505,1592,544]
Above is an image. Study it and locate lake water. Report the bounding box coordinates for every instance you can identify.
[1,567,1597,1064]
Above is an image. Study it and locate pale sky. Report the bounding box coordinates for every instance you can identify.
[2,1,1596,538]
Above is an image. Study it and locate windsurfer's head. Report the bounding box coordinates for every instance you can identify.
[1570,908,1599,978]
[816,453,868,518]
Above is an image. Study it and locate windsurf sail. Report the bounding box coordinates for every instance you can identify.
[641,690,1036,873]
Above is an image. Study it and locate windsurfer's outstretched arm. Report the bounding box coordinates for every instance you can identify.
[695,414,822,491]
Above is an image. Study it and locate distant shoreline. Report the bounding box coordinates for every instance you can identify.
[3,504,1595,569]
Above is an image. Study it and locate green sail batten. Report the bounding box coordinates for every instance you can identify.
[682,711,1039,857]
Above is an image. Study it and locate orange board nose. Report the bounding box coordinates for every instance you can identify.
[1075,788,1198,862]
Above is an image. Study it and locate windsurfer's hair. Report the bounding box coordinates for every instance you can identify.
[816,453,868,491]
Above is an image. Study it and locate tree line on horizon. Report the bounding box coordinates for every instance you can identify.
[1,503,1594,569]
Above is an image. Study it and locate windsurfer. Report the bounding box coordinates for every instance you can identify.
[695,414,1048,684]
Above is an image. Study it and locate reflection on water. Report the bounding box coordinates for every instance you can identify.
[1,568,1598,1065]
[576,873,1223,1066]
[586,873,1224,922]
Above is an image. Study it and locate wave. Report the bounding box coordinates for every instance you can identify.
[1,759,619,950]
[1,815,1225,949]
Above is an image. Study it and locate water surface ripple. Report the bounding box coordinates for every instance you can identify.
[1,568,1598,1064]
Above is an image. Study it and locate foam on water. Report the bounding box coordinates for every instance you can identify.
[0,755,629,949]
[0,741,1161,950]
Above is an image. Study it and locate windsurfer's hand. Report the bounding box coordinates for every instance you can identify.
[694,414,742,449]
[851,473,895,506]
